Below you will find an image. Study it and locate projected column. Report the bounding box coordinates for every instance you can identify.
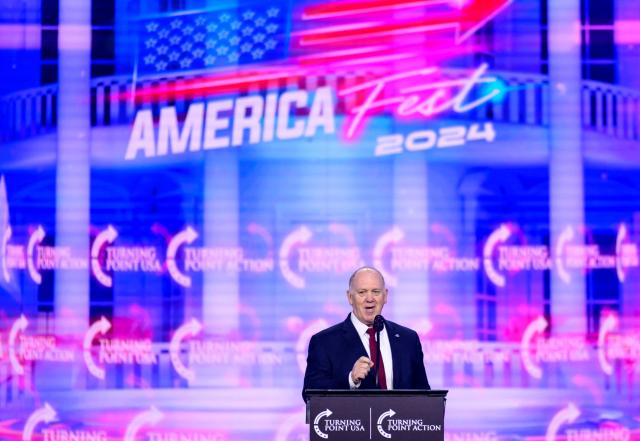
[548,0,586,334]
[55,0,91,335]
[202,151,240,335]
[392,157,429,323]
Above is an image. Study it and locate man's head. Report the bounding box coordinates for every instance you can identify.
[346,266,388,326]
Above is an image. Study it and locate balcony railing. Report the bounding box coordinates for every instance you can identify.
[0,84,57,142]
[1,72,640,146]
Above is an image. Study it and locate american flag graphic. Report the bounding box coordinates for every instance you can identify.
[138,4,288,74]
[132,0,510,99]
[294,0,512,68]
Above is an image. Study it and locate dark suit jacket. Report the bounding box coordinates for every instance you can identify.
[302,314,430,401]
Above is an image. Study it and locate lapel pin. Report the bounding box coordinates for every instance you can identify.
[395,334,400,338]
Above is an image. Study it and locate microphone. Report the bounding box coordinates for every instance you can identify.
[373,315,385,389]
[373,315,385,332]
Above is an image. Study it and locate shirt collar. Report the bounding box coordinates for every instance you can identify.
[350,312,372,336]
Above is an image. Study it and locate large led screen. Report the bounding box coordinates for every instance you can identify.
[0,0,639,440]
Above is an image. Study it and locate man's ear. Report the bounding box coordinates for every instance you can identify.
[346,290,354,306]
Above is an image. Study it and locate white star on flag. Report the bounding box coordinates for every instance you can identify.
[139,3,287,74]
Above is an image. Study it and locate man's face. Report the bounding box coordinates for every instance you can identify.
[347,269,388,326]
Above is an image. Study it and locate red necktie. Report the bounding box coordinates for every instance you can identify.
[367,327,387,389]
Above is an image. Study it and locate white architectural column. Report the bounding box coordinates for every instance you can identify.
[548,0,586,334]
[55,0,92,336]
[391,156,429,324]
[202,151,240,336]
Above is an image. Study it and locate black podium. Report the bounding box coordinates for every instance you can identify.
[305,389,448,441]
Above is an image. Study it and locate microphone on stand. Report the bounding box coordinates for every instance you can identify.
[373,315,385,389]
[373,314,385,332]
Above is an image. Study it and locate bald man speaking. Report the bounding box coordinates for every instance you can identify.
[302,266,430,401]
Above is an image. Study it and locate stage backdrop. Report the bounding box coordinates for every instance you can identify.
[0,0,639,440]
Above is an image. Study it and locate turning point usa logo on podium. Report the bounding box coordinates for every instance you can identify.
[309,395,444,441]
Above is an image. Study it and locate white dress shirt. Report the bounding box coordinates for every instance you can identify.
[348,312,394,389]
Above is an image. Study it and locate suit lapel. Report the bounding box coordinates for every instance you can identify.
[341,314,375,388]
[341,315,368,357]
[385,321,401,388]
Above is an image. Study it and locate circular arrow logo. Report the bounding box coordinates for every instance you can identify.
[169,318,202,382]
[545,403,580,441]
[373,226,404,288]
[615,223,639,283]
[279,226,312,289]
[27,226,45,285]
[2,224,11,283]
[616,224,628,282]
[9,314,28,375]
[483,224,510,287]
[377,408,396,439]
[91,226,118,288]
[83,316,112,379]
[597,313,618,376]
[555,225,575,284]
[23,403,57,441]
[167,226,198,287]
[124,406,164,441]
[520,315,548,379]
[313,409,332,439]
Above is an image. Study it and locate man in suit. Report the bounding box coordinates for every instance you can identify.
[302,266,430,401]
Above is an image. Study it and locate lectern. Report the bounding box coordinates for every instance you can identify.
[305,389,448,441]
